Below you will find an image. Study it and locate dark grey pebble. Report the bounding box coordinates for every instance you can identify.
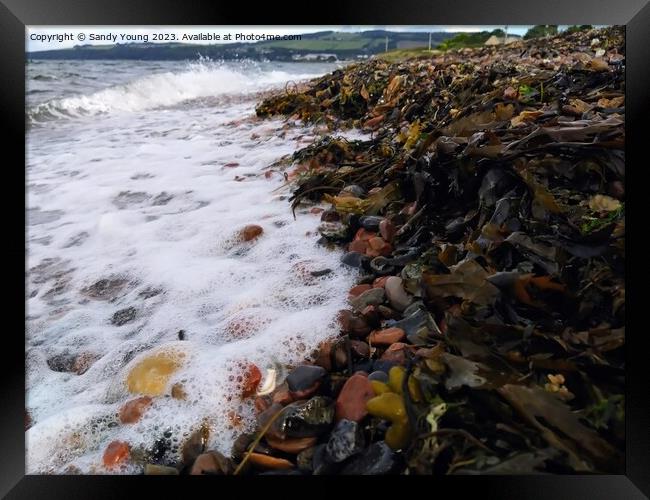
[359,215,383,232]
[312,444,341,475]
[325,419,365,463]
[341,251,370,270]
[368,371,389,383]
[111,306,137,326]
[341,441,397,475]
[286,365,327,393]
[310,268,332,277]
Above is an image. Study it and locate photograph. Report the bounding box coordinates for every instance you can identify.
[23,22,628,477]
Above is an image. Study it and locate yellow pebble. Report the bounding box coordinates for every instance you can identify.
[370,380,391,395]
[385,421,411,450]
[127,352,182,396]
[366,392,407,422]
[388,366,405,394]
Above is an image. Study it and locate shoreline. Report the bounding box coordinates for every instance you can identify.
[209,26,625,476]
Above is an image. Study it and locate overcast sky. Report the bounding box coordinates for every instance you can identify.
[27,25,540,52]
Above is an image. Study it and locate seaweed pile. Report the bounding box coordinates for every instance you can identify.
[202,27,626,475]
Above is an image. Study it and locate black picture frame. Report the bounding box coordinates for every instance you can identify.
[3,0,648,497]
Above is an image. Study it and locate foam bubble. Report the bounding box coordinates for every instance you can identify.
[26,62,367,473]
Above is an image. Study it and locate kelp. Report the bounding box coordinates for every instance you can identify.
[257,26,625,474]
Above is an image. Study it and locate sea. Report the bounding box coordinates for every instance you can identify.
[25,58,362,473]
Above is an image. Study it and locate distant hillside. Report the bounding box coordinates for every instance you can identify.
[27,30,455,61]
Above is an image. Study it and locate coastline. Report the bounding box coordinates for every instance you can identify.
[25,26,625,475]
[213,26,625,476]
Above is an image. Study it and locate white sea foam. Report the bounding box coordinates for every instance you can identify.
[28,60,322,123]
[26,60,365,473]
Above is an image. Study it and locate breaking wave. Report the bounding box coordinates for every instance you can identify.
[27,60,320,124]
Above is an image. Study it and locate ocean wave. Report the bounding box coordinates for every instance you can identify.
[27,60,321,125]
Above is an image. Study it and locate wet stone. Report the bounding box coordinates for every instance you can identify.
[352,359,374,374]
[392,308,440,344]
[359,215,383,232]
[312,443,341,475]
[325,419,366,463]
[341,441,397,475]
[349,287,385,312]
[47,353,76,373]
[384,276,412,312]
[82,278,129,301]
[369,327,406,345]
[320,209,340,222]
[341,251,370,269]
[152,192,174,206]
[270,396,335,439]
[138,288,162,299]
[240,224,264,241]
[181,425,210,465]
[119,396,153,424]
[286,365,327,399]
[297,446,316,472]
[113,191,150,209]
[368,370,389,383]
[338,310,372,337]
[335,373,375,422]
[111,307,137,326]
[190,451,234,475]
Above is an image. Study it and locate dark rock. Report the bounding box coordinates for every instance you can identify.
[152,192,174,206]
[111,306,137,326]
[286,365,327,399]
[402,301,426,317]
[312,443,342,475]
[325,419,365,463]
[359,215,383,232]
[341,441,397,475]
[320,209,340,222]
[392,308,441,344]
[138,287,162,299]
[181,424,209,466]
[338,310,372,337]
[349,340,370,358]
[310,268,332,277]
[352,360,374,374]
[349,288,385,312]
[368,371,389,383]
[231,433,255,461]
[81,278,128,300]
[46,353,76,373]
[269,397,335,439]
[297,446,316,472]
[341,251,370,270]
